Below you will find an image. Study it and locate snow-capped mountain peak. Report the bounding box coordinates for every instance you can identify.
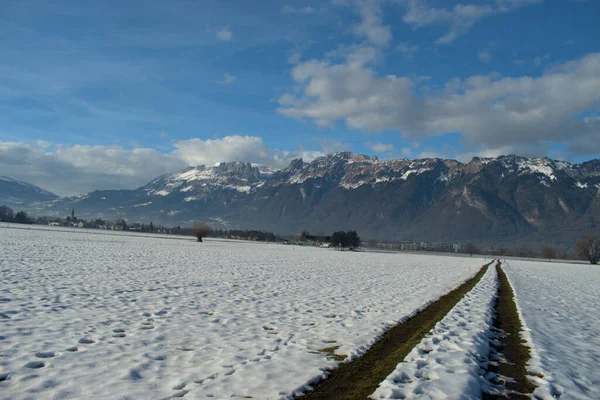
[143,162,263,197]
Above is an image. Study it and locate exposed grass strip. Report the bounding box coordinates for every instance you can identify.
[483,262,536,399]
[295,260,494,400]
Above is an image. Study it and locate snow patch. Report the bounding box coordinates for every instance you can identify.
[374,177,391,184]
[175,168,216,182]
[503,261,600,399]
[517,159,557,181]
[400,166,432,180]
[340,180,368,189]
[228,185,251,193]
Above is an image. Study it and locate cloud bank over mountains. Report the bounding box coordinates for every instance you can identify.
[0,137,325,195]
[1,0,598,196]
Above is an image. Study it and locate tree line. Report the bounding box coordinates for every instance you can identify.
[329,230,361,250]
[192,221,277,242]
[3,204,598,263]
[0,206,33,224]
[295,229,361,250]
[365,236,600,265]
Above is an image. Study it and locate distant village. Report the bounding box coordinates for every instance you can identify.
[47,209,131,231]
[0,205,163,233]
[1,204,582,261]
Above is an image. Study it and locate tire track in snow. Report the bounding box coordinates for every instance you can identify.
[371,262,498,399]
[294,261,495,400]
[483,262,538,399]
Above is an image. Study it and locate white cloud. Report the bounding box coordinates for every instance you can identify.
[277,53,600,156]
[288,51,302,64]
[325,44,381,67]
[534,53,551,67]
[319,139,351,153]
[367,142,394,154]
[173,136,323,168]
[217,26,232,41]
[278,59,420,130]
[397,42,419,60]
[281,5,314,14]
[478,50,492,63]
[159,131,169,138]
[335,0,392,46]
[0,136,325,196]
[0,142,186,195]
[35,140,52,148]
[401,0,542,44]
[353,0,392,46]
[401,147,412,157]
[219,73,236,85]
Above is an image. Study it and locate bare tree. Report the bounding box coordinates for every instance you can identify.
[297,230,310,242]
[465,242,479,257]
[0,205,14,222]
[192,221,211,242]
[575,235,600,265]
[540,245,557,261]
[491,246,508,257]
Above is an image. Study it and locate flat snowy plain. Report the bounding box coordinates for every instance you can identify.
[0,226,483,399]
[504,260,600,400]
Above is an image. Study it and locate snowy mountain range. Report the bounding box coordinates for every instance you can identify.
[3,153,600,246]
[0,175,58,205]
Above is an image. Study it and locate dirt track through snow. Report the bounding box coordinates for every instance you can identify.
[296,261,493,400]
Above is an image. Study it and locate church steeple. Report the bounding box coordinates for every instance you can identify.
[71,209,75,220]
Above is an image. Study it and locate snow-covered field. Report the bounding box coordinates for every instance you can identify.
[0,227,483,399]
[504,261,600,400]
[372,264,497,399]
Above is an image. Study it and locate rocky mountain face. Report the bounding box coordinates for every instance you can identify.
[0,176,58,206]
[6,153,600,247]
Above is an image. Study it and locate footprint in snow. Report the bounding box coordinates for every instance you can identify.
[35,351,56,359]
[112,328,127,338]
[393,372,412,384]
[390,387,408,399]
[79,337,95,344]
[24,361,45,369]
[128,369,143,380]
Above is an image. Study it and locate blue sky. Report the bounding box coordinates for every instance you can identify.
[1,0,599,194]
